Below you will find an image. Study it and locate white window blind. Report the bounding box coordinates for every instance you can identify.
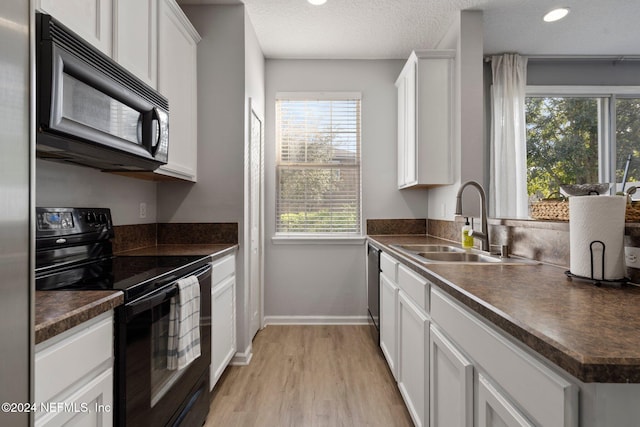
[276,93,362,235]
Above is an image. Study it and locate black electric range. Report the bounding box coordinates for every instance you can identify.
[35,207,212,426]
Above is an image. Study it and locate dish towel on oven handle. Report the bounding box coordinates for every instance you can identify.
[167,275,201,370]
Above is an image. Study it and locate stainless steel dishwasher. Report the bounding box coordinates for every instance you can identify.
[367,243,381,345]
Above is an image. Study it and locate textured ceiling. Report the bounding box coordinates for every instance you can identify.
[178,0,640,59]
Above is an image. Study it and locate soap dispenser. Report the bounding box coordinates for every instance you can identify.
[462,217,474,249]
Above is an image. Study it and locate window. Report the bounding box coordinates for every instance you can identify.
[275,93,361,235]
[525,87,640,203]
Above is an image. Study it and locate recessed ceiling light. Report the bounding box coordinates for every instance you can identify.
[543,7,570,22]
[308,0,327,5]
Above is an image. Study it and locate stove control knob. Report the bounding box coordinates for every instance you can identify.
[98,213,107,224]
[85,212,96,223]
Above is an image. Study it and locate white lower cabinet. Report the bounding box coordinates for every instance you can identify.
[369,249,640,427]
[380,269,399,379]
[429,324,473,427]
[35,311,114,427]
[397,290,429,427]
[210,253,237,390]
[375,249,579,427]
[431,287,577,427]
[478,374,534,427]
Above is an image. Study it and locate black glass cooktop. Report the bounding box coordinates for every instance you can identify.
[35,255,210,302]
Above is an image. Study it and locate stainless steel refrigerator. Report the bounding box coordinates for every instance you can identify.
[0,1,32,426]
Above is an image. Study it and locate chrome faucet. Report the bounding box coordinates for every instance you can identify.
[455,181,489,251]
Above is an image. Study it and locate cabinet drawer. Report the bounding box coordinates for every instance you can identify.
[211,254,235,285]
[380,252,398,282]
[398,264,429,312]
[431,288,577,427]
[35,312,113,404]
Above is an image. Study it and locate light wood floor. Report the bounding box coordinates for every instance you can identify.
[204,325,413,427]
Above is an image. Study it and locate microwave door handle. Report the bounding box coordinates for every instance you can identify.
[150,107,169,157]
[150,107,161,156]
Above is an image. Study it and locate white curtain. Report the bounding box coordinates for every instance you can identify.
[490,54,528,218]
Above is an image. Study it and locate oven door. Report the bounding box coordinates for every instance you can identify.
[116,264,211,427]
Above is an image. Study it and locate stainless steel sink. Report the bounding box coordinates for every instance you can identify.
[390,244,538,265]
[415,252,502,263]
[391,244,465,253]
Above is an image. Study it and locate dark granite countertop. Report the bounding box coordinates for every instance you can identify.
[368,234,640,383]
[116,243,238,259]
[36,244,237,344]
[35,290,123,344]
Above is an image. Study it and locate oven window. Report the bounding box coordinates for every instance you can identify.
[150,301,186,407]
[62,73,142,144]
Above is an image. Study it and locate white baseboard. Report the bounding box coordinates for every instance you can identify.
[263,315,370,325]
[230,344,253,366]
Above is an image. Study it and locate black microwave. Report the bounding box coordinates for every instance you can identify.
[36,13,169,172]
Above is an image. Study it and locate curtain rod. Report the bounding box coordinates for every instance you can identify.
[484,54,640,62]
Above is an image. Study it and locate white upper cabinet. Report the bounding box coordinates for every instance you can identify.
[37,0,113,56]
[113,0,157,88]
[396,50,455,189]
[156,0,200,181]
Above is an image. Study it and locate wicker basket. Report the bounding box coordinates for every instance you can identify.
[530,198,640,222]
[530,198,569,221]
[626,201,640,222]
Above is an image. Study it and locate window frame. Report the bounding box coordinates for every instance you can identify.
[525,85,640,198]
[273,92,363,242]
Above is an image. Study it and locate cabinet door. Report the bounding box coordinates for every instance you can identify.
[211,275,236,389]
[396,57,416,189]
[380,273,399,379]
[35,313,113,405]
[397,76,407,188]
[404,60,417,187]
[396,50,454,188]
[415,54,454,185]
[114,0,157,87]
[35,368,113,427]
[157,0,200,181]
[397,290,429,427]
[37,0,113,56]
[478,374,534,427]
[430,325,473,427]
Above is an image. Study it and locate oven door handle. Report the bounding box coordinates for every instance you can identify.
[126,285,178,319]
[124,264,211,320]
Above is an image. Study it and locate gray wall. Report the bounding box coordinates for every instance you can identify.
[36,160,157,225]
[427,11,485,220]
[159,5,245,225]
[1,1,30,424]
[527,60,640,86]
[264,59,427,320]
[162,4,265,355]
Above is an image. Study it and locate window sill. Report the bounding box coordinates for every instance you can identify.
[271,235,366,245]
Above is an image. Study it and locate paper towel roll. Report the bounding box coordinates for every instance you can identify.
[569,195,626,281]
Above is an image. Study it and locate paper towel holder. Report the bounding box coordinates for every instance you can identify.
[565,240,630,286]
